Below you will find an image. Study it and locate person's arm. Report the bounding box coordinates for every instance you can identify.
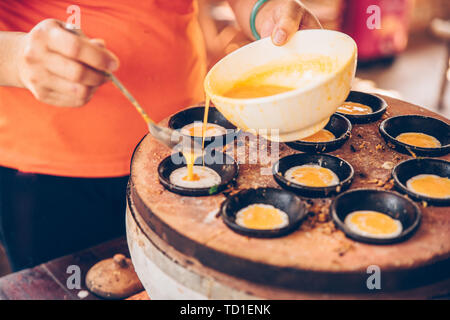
[227,0,321,46]
[0,19,119,107]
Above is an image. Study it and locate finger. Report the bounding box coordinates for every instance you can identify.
[44,51,108,86]
[271,1,304,46]
[47,24,119,72]
[300,8,323,29]
[40,71,92,100]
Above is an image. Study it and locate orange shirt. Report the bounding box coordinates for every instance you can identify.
[0,0,206,177]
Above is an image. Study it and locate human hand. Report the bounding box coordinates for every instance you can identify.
[17,19,119,107]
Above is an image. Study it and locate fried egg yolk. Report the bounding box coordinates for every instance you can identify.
[345,211,403,239]
[169,166,221,189]
[406,174,450,199]
[301,129,336,143]
[396,132,441,148]
[338,102,373,115]
[235,204,289,230]
[285,165,339,187]
[181,122,227,138]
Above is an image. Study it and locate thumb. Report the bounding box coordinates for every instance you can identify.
[271,1,304,46]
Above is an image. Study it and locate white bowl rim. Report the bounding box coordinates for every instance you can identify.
[204,29,357,105]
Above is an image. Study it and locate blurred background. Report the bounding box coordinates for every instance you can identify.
[198,0,450,118]
[0,0,449,278]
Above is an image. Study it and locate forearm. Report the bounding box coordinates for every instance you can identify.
[0,31,26,87]
[227,0,260,39]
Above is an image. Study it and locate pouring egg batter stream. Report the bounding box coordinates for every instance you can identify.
[176,95,227,183]
[177,96,220,184]
[202,96,211,150]
[406,174,450,199]
[180,96,219,184]
[174,96,211,183]
[182,150,201,182]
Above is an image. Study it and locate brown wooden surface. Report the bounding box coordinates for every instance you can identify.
[0,238,146,300]
[130,96,450,293]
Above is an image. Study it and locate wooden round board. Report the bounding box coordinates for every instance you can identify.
[128,96,450,296]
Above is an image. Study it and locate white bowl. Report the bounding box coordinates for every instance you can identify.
[204,30,357,142]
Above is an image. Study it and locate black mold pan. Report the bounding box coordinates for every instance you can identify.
[273,153,354,198]
[331,189,422,245]
[336,91,388,124]
[158,150,238,197]
[221,188,308,238]
[286,114,352,153]
[169,106,238,148]
[379,115,450,157]
[392,158,450,206]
